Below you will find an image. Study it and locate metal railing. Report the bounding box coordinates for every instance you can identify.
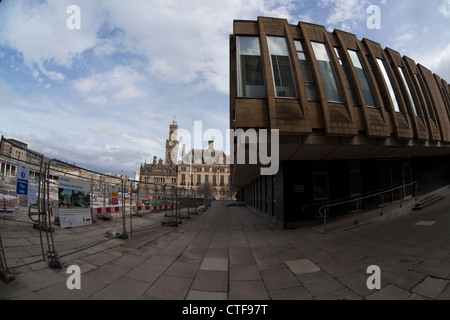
[1,148,212,284]
[319,181,419,234]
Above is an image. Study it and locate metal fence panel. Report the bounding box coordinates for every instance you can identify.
[1,151,214,284]
[0,153,46,282]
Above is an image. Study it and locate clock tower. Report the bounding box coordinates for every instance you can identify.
[165,118,179,166]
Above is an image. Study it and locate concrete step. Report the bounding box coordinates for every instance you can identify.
[413,194,445,211]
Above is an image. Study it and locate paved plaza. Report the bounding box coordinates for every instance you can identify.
[1,188,450,300]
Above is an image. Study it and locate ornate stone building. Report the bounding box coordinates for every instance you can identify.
[139,120,178,201]
[177,140,232,200]
[139,120,233,200]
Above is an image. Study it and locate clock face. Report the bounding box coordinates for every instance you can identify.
[169,141,173,146]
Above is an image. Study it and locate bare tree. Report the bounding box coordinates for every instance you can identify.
[223,182,237,200]
[197,182,214,198]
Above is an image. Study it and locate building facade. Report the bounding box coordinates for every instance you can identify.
[178,141,232,199]
[230,17,450,228]
[139,120,179,200]
[139,120,232,200]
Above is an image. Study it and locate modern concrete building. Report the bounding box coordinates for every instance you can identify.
[230,17,450,228]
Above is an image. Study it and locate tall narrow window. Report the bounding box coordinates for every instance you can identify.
[237,36,267,98]
[398,67,419,117]
[377,59,401,113]
[295,40,318,101]
[415,74,434,120]
[267,36,297,98]
[335,48,357,105]
[347,50,377,108]
[311,42,343,103]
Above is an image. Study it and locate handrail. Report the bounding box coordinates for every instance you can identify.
[319,181,419,233]
[302,183,410,214]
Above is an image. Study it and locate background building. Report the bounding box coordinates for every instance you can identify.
[139,120,179,201]
[178,140,232,199]
[139,120,233,200]
[230,17,450,228]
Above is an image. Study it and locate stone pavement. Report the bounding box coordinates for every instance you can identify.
[1,188,450,300]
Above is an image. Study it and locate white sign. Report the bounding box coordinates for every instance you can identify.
[58,176,90,193]
[28,184,37,205]
[16,165,29,195]
[59,209,92,228]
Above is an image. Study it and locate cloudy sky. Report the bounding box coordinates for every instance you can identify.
[1,0,449,177]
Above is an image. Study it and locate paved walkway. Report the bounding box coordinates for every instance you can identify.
[1,188,450,300]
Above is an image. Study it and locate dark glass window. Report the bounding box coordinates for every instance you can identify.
[335,48,358,105]
[237,36,267,98]
[414,74,434,120]
[295,40,318,101]
[267,36,297,98]
[377,59,401,113]
[347,50,377,108]
[311,42,343,103]
[398,67,419,117]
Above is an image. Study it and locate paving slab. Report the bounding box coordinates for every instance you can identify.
[366,284,412,300]
[186,290,228,300]
[261,268,300,291]
[125,262,168,284]
[230,264,261,281]
[337,270,383,298]
[191,270,228,292]
[89,277,150,300]
[285,258,321,275]
[412,277,450,299]
[315,287,363,300]
[302,277,345,297]
[164,261,201,279]
[268,285,313,300]
[199,258,228,272]
[228,280,270,300]
[144,275,192,300]
[413,260,450,279]
[381,268,426,291]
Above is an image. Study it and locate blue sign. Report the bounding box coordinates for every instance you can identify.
[16,179,28,195]
[16,165,29,196]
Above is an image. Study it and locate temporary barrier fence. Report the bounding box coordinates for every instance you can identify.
[0,151,213,284]
[0,150,47,283]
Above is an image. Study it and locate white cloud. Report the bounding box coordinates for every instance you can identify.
[72,65,147,107]
[429,43,450,82]
[0,1,102,83]
[0,0,301,94]
[93,0,301,93]
[439,0,450,18]
[318,0,370,31]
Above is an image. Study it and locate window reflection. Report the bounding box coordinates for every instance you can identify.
[237,36,267,98]
[347,50,377,108]
[267,36,297,98]
[295,40,318,101]
[377,59,401,113]
[311,42,343,103]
